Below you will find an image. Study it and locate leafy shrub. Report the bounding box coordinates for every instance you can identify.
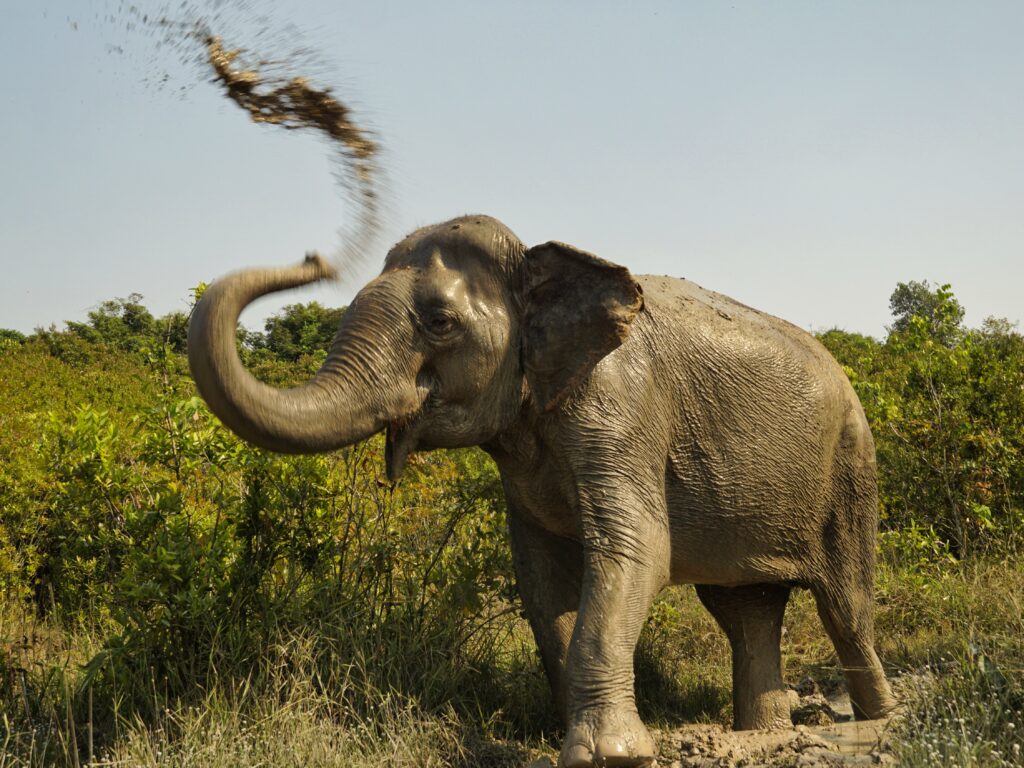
[821,282,1024,558]
[4,285,1024,764]
[0,307,534,757]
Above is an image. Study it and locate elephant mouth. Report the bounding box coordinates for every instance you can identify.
[384,379,434,481]
[384,420,419,481]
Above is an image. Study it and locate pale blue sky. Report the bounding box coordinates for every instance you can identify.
[1,1,1022,337]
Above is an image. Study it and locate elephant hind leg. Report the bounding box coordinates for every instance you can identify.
[811,580,897,720]
[814,420,898,721]
[697,583,793,730]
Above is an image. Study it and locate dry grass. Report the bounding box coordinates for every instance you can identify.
[97,682,535,768]
[4,555,1023,767]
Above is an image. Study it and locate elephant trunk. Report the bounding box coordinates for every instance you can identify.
[188,254,426,453]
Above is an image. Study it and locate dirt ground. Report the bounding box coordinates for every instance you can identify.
[526,681,894,767]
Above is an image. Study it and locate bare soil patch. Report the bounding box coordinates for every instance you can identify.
[526,685,894,768]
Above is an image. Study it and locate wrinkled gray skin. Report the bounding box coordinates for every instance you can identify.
[189,215,897,768]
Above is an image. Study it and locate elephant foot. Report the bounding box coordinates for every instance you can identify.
[733,687,794,731]
[848,674,899,721]
[558,707,656,768]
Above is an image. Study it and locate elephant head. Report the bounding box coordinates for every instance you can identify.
[188,215,644,478]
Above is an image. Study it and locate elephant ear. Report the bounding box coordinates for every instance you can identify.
[522,241,644,411]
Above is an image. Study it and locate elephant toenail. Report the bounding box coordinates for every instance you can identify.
[560,743,594,768]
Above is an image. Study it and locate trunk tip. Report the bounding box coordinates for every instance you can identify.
[304,251,338,281]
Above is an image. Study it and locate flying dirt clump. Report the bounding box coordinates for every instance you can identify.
[102,1,383,278]
[202,33,380,277]
[204,35,377,189]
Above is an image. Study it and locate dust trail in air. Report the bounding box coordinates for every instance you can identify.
[199,32,381,280]
[101,1,383,281]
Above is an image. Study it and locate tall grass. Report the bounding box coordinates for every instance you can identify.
[891,656,1024,767]
[5,557,1024,765]
[0,605,555,767]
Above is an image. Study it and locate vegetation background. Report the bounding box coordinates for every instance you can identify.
[1,280,1022,767]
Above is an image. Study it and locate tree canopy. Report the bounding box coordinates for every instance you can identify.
[888,280,965,345]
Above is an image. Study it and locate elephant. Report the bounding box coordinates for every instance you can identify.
[188,215,897,768]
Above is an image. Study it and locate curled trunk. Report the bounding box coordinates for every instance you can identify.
[188,254,424,453]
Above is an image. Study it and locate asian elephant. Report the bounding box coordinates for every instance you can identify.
[188,215,896,768]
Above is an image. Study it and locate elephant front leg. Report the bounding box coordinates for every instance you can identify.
[559,543,666,768]
[508,513,583,721]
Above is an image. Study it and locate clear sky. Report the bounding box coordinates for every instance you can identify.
[1,1,1022,337]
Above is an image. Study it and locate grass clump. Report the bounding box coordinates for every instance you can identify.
[892,652,1024,767]
[87,637,540,768]
[0,610,554,768]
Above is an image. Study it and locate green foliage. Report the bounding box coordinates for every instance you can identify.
[892,650,1024,767]
[65,294,158,353]
[888,280,965,345]
[2,285,1024,764]
[0,328,26,351]
[244,301,346,363]
[820,281,1024,558]
[0,340,162,602]
[14,396,517,713]
[634,591,731,726]
[0,303,530,762]
[24,295,189,366]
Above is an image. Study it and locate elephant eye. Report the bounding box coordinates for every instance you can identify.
[424,312,458,335]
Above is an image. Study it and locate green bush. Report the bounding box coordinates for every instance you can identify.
[0,309,535,761]
[820,282,1024,558]
[3,284,1024,764]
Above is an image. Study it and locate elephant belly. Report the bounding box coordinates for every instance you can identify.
[663,480,814,587]
[660,389,833,586]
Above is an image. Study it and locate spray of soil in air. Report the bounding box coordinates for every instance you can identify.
[107,1,382,280]
[201,33,381,279]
